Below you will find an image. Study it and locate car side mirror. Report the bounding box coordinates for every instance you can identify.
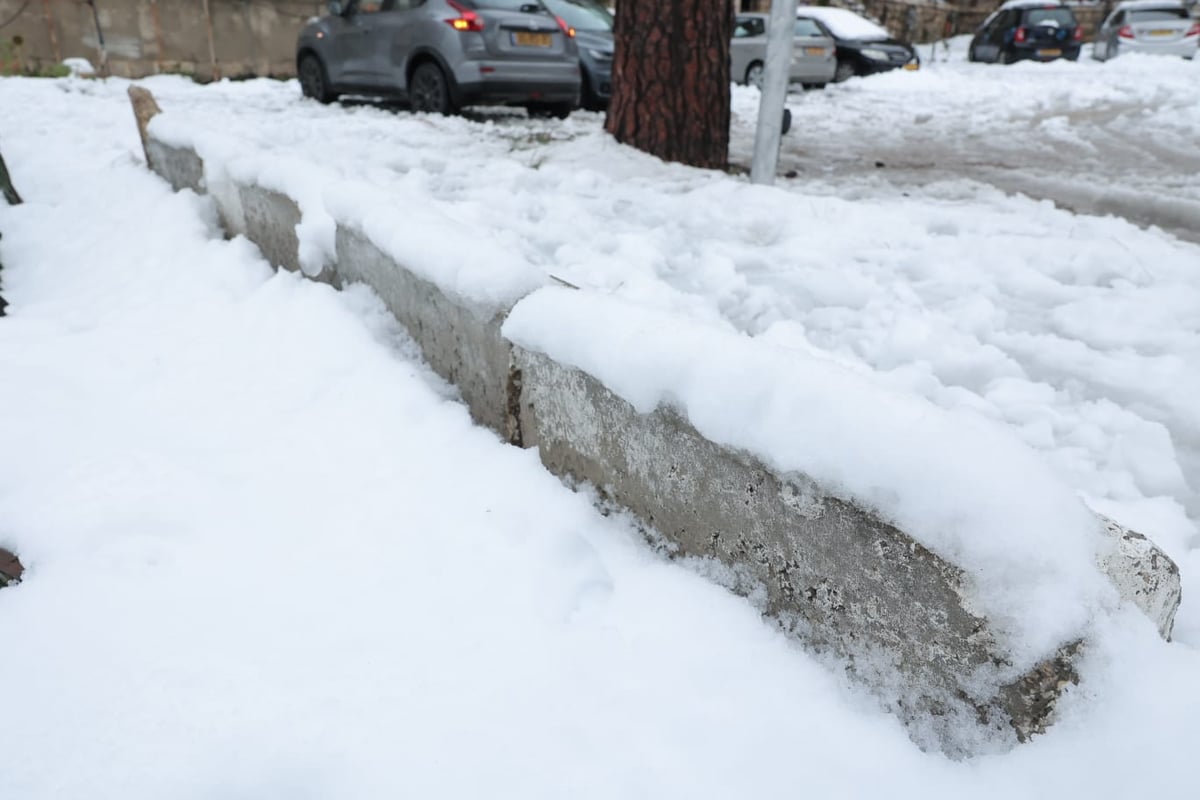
[327,0,345,16]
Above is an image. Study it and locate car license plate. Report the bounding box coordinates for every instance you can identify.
[804,46,825,56]
[903,62,919,70]
[1150,29,1174,36]
[1037,48,1062,57]
[513,31,552,47]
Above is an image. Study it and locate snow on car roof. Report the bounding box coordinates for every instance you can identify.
[997,0,1068,9]
[1112,0,1189,8]
[795,5,889,40]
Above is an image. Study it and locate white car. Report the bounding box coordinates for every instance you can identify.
[730,13,838,89]
[1093,0,1200,61]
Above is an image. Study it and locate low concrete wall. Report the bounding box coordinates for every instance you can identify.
[515,346,1079,750]
[131,91,1181,755]
[335,227,519,440]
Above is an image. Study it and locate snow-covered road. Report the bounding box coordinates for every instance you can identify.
[751,41,1200,243]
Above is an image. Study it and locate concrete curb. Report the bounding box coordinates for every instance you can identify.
[129,89,1181,756]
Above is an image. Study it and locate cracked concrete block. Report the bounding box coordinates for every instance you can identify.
[335,226,520,440]
[1099,516,1181,640]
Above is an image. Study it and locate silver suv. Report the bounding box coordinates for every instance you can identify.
[296,0,582,117]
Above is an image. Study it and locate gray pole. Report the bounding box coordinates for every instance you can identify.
[750,0,798,186]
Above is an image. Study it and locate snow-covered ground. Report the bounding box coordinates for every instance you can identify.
[1,47,1198,797]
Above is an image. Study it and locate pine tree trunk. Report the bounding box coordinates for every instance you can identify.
[605,0,734,170]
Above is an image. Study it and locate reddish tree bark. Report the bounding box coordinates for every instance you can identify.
[605,0,734,170]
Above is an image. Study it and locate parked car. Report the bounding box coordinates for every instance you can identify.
[730,12,837,89]
[539,0,613,110]
[1093,0,1199,61]
[296,0,581,117]
[794,5,919,82]
[967,0,1084,64]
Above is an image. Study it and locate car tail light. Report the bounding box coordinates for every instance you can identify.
[1014,27,1027,43]
[555,15,576,38]
[1118,24,1135,39]
[445,0,484,32]
[1185,23,1200,38]
[1072,26,1083,41]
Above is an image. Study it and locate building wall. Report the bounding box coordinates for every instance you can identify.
[0,0,323,79]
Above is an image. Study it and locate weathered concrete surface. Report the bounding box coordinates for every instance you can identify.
[144,138,205,195]
[513,347,1175,754]
[238,184,303,274]
[0,547,23,589]
[1100,516,1182,640]
[130,86,206,195]
[0,0,307,80]
[336,227,519,441]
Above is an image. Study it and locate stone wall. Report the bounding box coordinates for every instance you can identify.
[0,0,322,79]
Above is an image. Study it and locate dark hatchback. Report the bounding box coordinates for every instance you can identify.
[968,1,1084,63]
[539,0,613,110]
[796,5,920,82]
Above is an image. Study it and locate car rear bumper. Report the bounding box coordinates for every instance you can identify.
[788,60,837,83]
[1012,44,1082,61]
[1120,39,1198,58]
[453,61,581,106]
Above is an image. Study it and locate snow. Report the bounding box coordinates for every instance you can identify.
[504,287,1114,663]
[1,46,1199,796]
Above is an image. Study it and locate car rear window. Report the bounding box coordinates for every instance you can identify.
[540,0,613,32]
[1129,8,1189,21]
[467,0,548,10]
[795,18,825,37]
[1024,8,1077,26]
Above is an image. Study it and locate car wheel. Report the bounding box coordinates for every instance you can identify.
[410,61,456,115]
[744,61,765,89]
[298,53,335,104]
[834,59,856,82]
[967,43,977,62]
[1000,47,1017,65]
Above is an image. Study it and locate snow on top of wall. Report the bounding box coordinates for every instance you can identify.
[505,286,1117,667]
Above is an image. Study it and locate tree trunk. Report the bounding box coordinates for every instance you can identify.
[605,0,734,170]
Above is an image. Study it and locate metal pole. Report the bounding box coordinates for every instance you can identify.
[750,0,798,186]
[150,0,165,74]
[201,0,220,80]
[86,0,108,76]
[41,0,61,65]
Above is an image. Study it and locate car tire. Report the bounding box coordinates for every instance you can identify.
[410,61,457,115]
[1000,47,1017,65]
[745,61,764,89]
[834,59,856,83]
[298,53,336,104]
[967,43,977,62]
